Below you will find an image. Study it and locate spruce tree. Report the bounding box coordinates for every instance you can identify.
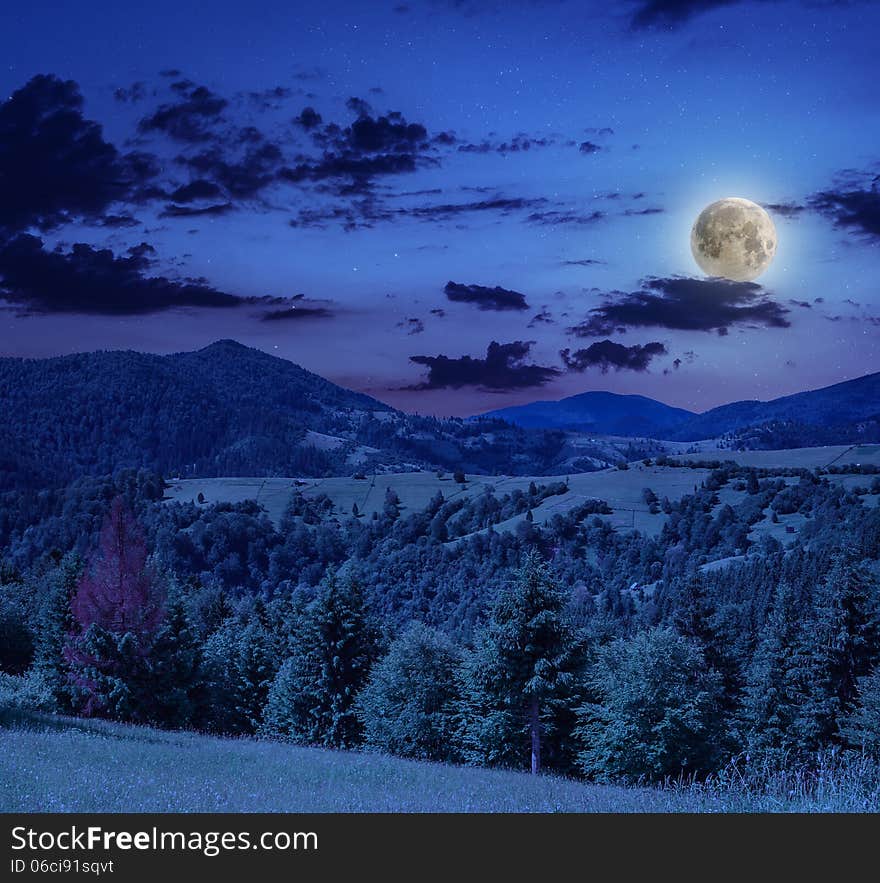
[460,552,577,774]
[32,552,82,711]
[151,597,203,729]
[64,499,164,720]
[262,569,377,748]
[814,555,880,713]
[840,669,880,755]
[234,617,275,732]
[741,581,839,759]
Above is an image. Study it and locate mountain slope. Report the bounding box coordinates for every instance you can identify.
[0,340,392,488]
[480,372,880,444]
[670,371,880,440]
[480,391,696,436]
[0,341,591,489]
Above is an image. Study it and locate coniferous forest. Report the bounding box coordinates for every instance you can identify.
[3,453,880,795]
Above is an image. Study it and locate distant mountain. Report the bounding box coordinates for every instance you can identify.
[479,372,880,445]
[669,371,880,440]
[0,341,588,489]
[479,391,696,437]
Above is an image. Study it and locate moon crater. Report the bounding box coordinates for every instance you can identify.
[691,197,777,282]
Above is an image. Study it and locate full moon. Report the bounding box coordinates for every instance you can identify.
[690,197,777,282]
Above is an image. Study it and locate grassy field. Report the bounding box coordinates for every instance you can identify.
[3,713,878,813]
[165,464,711,538]
[162,445,880,539]
[675,444,880,469]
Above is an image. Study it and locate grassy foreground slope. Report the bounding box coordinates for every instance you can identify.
[3,714,878,813]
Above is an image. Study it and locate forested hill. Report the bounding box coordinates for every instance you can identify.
[669,371,880,441]
[0,341,576,489]
[481,371,880,447]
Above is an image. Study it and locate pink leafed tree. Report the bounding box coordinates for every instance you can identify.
[70,497,164,643]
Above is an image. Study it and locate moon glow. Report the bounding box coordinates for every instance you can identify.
[690,197,777,282]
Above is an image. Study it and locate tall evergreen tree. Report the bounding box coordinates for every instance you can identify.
[32,552,83,711]
[459,552,577,774]
[235,617,275,732]
[840,668,880,755]
[741,581,838,759]
[262,569,377,748]
[814,555,880,713]
[64,499,165,720]
[151,596,203,728]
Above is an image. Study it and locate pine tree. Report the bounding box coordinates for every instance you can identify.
[262,569,377,748]
[740,582,804,758]
[234,618,275,732]
[151,597,203,729]
[32,552,82,711]
[64,499,165,720]
[461,552,577,774]
[840,669,880,755]
[814,555,880,713]
[740,581,839,759]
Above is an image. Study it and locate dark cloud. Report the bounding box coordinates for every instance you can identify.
[114,82,147,103]
[629,0,855,29]
[570,276,790,337]
[629,0,742,29]
[345,96,373,117]
[789,299,812,309]
[623,206,664,216]
[98,214,141,228]
[409,340,561,391]
[527,209,605,226]
[429,308,446,317]
[562,258,606,266]
[169,179,224,203]
[261,302,334,321]
[579,141,601,154]
[528,307,555,327]
[458,135,555,155]
[0,234,254,315]
[280,153,424,194]
[294,107,323,129]
[810,177,880,241]
[346,112,427,152]
[763,201,807,218]
[181,141,283,199]
[403,196,546,221]
[0,75,159,233]
[444,280,529,311]
[396,317,425,334]
[561,340,668,373]
[159,202,235,218]
[138,82,228,142]
[280,106,433,195]
[247,86,292,108]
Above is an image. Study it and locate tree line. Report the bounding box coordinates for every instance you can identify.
[4,484,880,784]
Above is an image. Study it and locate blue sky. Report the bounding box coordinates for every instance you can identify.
[0,0,878,415]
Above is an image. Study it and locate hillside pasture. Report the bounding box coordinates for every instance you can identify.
[162,448,880,540]
[3,712,877,813]
[674,444,880,470]
[163,477,300,527]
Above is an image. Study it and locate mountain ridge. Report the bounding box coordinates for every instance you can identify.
[479,371,880,442]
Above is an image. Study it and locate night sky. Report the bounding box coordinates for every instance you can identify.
[0,0,878,416]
